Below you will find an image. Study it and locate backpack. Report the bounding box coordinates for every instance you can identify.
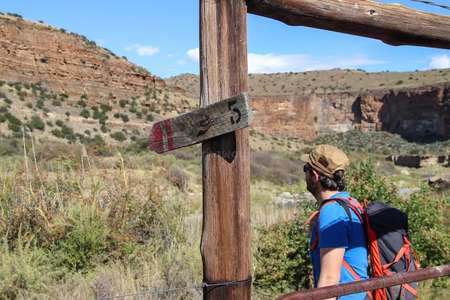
[311,197,420,300]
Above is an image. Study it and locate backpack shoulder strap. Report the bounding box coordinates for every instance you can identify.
[320,198,353,222]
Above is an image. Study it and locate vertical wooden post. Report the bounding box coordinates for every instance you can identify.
[200,0,251,299]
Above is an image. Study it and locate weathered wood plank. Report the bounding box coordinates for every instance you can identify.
[247,0,450,49]
[200,0,251,299]
[148,93,251,154]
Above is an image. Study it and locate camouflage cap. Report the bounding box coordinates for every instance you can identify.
[301,144,349,178]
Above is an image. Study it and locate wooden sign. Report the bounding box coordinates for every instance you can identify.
[148,93,252,153]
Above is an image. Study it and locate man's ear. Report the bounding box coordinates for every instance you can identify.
[311,169,320,182]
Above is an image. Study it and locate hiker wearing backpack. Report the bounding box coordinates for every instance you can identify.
[302,145,419,300]
[302,144,370,300]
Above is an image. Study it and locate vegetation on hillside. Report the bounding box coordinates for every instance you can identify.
[0,134,447,299]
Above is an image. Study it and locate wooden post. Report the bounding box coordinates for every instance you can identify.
[200,0,251,299]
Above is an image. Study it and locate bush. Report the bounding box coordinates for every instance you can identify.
[54,205,109,272]
[120,114,129,123]
[0,242,55,299]
[77,100,87,107]
[146,114,154,122]
[254,201,315,296]
[80,108,90,119]
[29,115,45,131]
[110,131,126,142]
[119,99,128,108]
[52,99,62,106]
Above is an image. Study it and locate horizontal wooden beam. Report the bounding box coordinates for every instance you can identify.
[278,264,450,300]
[148,93,251,154]
[247,0,450,49]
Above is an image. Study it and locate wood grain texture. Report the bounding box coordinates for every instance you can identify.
[247,0,450,49]
[148,93,251,154]
[200,0,251,299]
[278,264,450,300]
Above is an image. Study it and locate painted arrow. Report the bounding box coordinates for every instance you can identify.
[148,93,252,154]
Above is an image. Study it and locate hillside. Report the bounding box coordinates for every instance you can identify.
[0,12,449,147]
[168,72,450,143]
[0,13,196,145]
[166,68,450,98]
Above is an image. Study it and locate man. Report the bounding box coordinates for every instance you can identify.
[302,144,369,300]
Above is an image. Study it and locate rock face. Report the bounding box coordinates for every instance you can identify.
[251,93,356,140]
[251,83,450,142]
[359,84,450,142]
[387,155,450,168]
[0,15,165,102]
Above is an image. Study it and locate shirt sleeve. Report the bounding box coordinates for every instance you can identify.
[318,202,349,249]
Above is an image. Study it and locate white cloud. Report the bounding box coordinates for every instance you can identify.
[183,48,382,73]
[125,44,159,56]
[429,55,450,69]
[187,48,200,62]
[248,53,310,73]
[248,53,383,73]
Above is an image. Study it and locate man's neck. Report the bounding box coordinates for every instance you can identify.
[318,190,340,205]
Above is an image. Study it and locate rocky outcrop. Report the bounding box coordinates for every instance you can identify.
[387,155,450,168]
[251,83,450,142]
[0,15,165,102]
[251,93,356,140]
[359,84,450,142]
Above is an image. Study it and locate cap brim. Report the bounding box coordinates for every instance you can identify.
[300,153,310,163]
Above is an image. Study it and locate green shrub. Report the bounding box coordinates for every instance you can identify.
[397,187,449,287]
[110,131,126,142]
[29,115,45,131]
[52,99,62,106]
[254,201,315,296]
[80,108,90,119]
[346,160,399,203]
[53,205,109,272]
[5,113,22,133]
[55,120,64,127]
[120,114,129,123]
[100,103,112,112]
[119,99,128,108]
[36,99,45,109]
[61,125,76,142]
[145,114,155,122]
[0,242,56,298]
[77,100,87,107]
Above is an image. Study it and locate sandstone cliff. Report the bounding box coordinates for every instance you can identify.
[0,14,165,102]
[252,83,450,142]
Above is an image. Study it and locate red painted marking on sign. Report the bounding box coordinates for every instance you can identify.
[164,119,175,151]
[149,122,164,153]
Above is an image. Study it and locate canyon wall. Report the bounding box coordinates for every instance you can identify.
[0,15,165,102]
[251,83,450,142]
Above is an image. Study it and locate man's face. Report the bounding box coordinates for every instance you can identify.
[304,163,319,195]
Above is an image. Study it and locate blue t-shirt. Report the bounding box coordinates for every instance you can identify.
[310,191,369,300]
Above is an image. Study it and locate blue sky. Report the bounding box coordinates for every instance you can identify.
[1,1,449,78]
